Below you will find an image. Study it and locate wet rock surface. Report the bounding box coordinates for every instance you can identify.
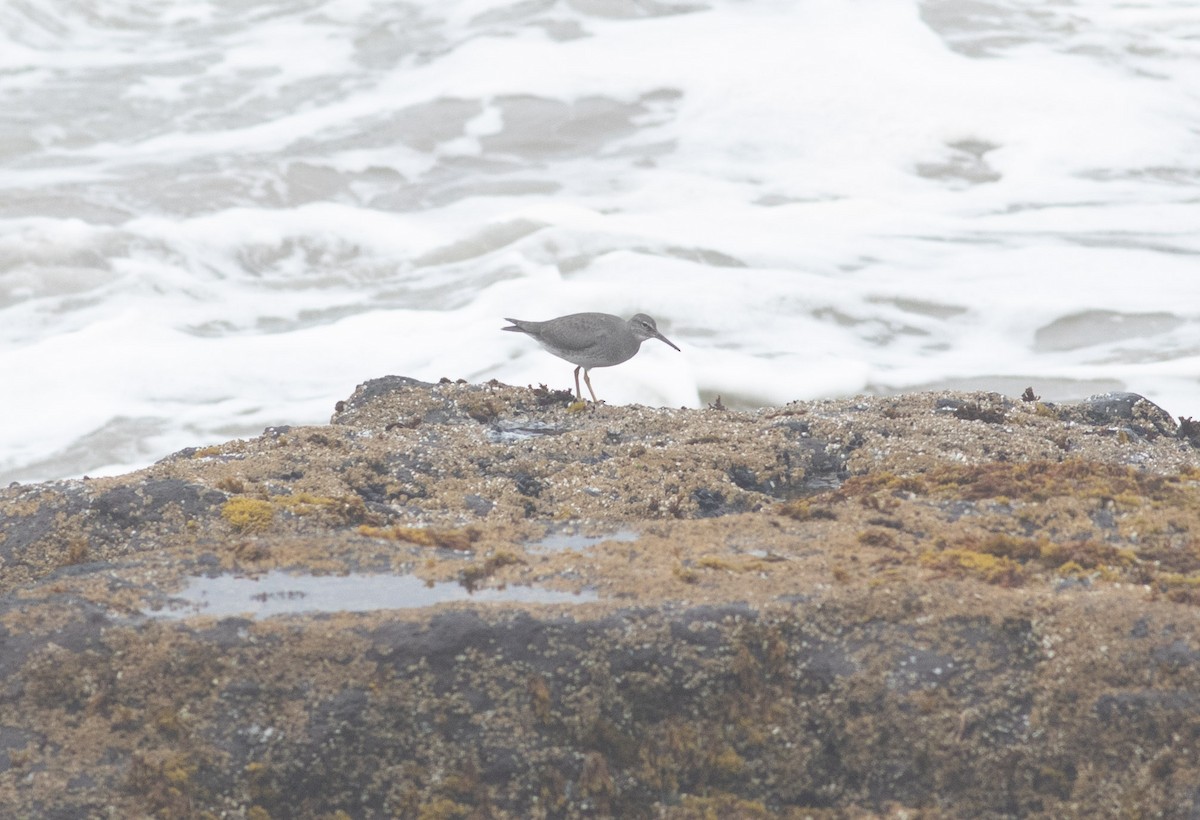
[2,378,1200,817]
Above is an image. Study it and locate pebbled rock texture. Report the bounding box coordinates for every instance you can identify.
[1,378,1200,817]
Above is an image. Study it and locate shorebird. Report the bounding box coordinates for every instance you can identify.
[502,312,680,402]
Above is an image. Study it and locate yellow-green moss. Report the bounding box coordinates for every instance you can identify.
[673,563,699,584]
[1157,571,1200,604]
[123,750,208,816]
[696,555,768,573]
[824,459,1200,592]
[273,492,336,510]
[666,793,774,819]
[696,556,738,572]
[833,471,929,500]
[1056,561,1086,577]
[857,528,898,549]
[920,548,1025,586]
[65,536,89,565]
[273,493,368,524]
[221,497,274,533]
[956,533,1042,562]
[356,524,480,550]
[222,493,368,534]
[215,476,245,493]
[416,797,472,820]
[776,500,838,521]
[527,675,552,723]
[243,760,278,804]
[1038,539,1136,571]
[151,706,188,739]
[1159,572,1200,587]
[456,395,502,422]
[163,757,195,785]
[839,459,1200,509]
[711,746,746,778]
[460,549,523,588]
[578,751,616,804]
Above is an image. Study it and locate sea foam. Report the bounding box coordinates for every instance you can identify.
[2,0,1197,483]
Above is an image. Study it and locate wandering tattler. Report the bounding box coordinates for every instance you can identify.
[502,312,681,402]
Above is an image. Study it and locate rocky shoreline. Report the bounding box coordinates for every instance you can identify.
[2,377,1200,817]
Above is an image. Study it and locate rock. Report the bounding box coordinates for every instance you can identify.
[1065,390,1181,441]
[1,380,1200,816]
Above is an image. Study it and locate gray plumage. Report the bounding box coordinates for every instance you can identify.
[502,312,680,402]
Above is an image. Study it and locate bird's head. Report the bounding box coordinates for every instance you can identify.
[629,314,681,351]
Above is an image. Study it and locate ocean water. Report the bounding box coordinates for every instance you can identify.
[2,0,1198,484]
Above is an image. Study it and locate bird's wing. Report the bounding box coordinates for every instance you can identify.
[536,314,613,352]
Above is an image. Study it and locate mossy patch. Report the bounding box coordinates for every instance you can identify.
[834,459,1197,506]
[673,563,700,584]
[1156,572,1200,604]
[775,500,837,521]
[460,549,523,589]
[694,554,776,573]
[122,750,214,816]
[922,459,1190,505]
[415,797,472,820]
[221,493,369,535]
[456,394,503,423]
[920,548,1026,586]
[819,459,1200,594]
[857,528,898,549]
[664,792,780,819]
[357,524,481,551]
[221,497,274,533]
[272,492,370,525]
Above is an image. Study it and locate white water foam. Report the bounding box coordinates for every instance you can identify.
[2,0,1198,483]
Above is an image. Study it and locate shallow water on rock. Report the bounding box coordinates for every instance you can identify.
[529,527,639,552]
[486,419,565,443]
[150,570,595,620]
